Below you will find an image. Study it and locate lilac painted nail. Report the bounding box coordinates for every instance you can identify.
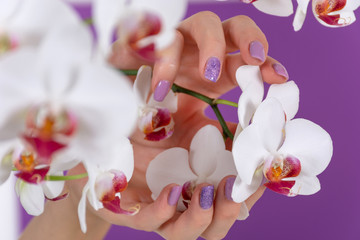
[200,185,214,209]
[168,186,182,206]
[249,40,265,62]
[204,57,221,82]
[273,63,289,80]
[154,80,171,102]
[225,177,236,201]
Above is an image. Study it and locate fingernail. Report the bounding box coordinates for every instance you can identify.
[200,185,214,209]
[154,80,171,102]
[249,40,265,62]
[168,185,182,206]
[273,63,289,80]
[204,57,221,82]
[225,177,236,201]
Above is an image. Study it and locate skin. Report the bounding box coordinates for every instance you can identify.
[21,12,287,240]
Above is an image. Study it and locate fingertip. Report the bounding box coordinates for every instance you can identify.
[204,56,222,83]
[168,185,182,206]
[260,57,289,84]
[197,184,215,210]
[249,40,266,64]
[153,80,172,102]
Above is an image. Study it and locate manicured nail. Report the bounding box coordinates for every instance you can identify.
[204,57,221,82]
[200,185,214,209]
[168,185,182,206]
[249,40,265,62]
[154,80,171,102]
[225,177,236,201]
[273,63,289,80]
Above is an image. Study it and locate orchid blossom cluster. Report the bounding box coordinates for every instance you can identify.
[146,65,333,218]
[0,0,187,233]
[240,0,360,31]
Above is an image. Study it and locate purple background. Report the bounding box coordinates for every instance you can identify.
[20,1,360,239]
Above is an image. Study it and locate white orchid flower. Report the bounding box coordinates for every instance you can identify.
[0,22,137,201]
[93,0,188,60]
[0,0,81,56]
[232,97,333,203]
[133,65,177,141]
[293,0,360,31]
[240,0,294,17]
[235,65,299,137]
[146,125,249,219]
[78,137,136,233]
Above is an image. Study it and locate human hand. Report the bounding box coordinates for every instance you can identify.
[67,11,289,240]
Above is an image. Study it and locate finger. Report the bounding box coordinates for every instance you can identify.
[158,183,215,240]
[151,30,184,102]
[201,176,242,240]
[222,15,268,65]
[178,11,226,83]
[103,184,181,232]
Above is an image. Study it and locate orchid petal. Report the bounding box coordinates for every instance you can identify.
[134,65,152,106]
[189,125,225,178]
[266,81,299,120]
[0,0,21,21]
[293,0,310,31]
[0,175,18,239]
[253,0,294,17]
[278,119,333,177]
[231,170,263,203]
[78,184,89,233]
[232,124,268,185]
[0,140,19,184]
[252,98,286,153]
[236,66,264,129]
[285,175,321,195]
[238,202,249,220]
[42,172,64,199]
[315,9,356,27]
[15,179,44,216]
[83,162,102,211]
[206,151,237,188]
[146,148,197,200]
[8,0,81,47]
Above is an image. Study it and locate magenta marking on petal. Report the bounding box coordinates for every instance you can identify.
[154,108,172,129]
[22,135,66,164]
[46,192,69,201]
[102,196,139,215]
[135,43,157,62]
[15,167,50,184]
[145,128,170,141]
[264,180,296,196]
[110,170,128,193]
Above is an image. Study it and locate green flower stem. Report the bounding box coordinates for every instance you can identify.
[45,173,88,181]
[120,69,235,140]
[121,69,140,76]
[83,18,93,26]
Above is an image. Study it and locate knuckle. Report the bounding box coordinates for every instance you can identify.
[197,11,221,23]
[233,15,255,25]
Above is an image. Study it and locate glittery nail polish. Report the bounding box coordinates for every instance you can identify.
[168,185,182,206]
[273,63,289,80]
[225,177,236,201]
[154,80,171,102]
[200,185,214,209]
[204,57,221,82]
[249,41,265,62]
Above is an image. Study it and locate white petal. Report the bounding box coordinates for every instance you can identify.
[146,148,197,200]
[8,0,81,47]
[134,65,152,106]
[253,0,294,17]
[232,124,268,185]
[285,175,321,196]
[78,184,89,233]
[278,119,333,177]
[42,172,65,199]
[236,66,264,129]
[37,24,92,100]
[93,0,125,57]
[206,151,237,188]
[66,64,137,158]
[189,125,225,178]
[266,81,299,120]
[0,0,21,21]
[342,1,360,10]
[16,180,44,216]
[231,171,263,203]
[148,90,178,113]
[252,98,286,153]
[237,202,249,220]
[293,4,307,31]
[297,0,310,13]
[0,140,18,184]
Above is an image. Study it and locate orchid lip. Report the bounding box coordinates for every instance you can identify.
[263,154,301,182]
[0,32,18,55]
[139,107,174,141]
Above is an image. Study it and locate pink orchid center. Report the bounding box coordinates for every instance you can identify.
[241,0,257,3]
[263,155,301,182]
[313,0,350,26]
[118,11,161,61]
[0,31,18,55]
[139,107,174,141]
[14,151,37,173]
[181,181,197,209]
